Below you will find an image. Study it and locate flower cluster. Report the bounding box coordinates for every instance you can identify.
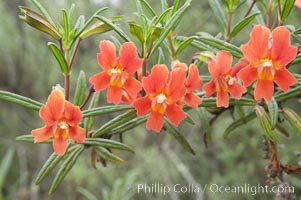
[32,24,298,153]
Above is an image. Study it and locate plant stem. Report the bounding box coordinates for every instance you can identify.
[167,35,176,60]
[244,0,257,17]
[68,39,81,70]
[80,85,95,109]
[226,12,233,42]
[64,75,70,100]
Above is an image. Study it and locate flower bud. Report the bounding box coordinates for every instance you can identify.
[19,6,61,40]
[282,107,301,135]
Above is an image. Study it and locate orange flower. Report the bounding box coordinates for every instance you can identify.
[31,89,86,155]
[174,62,202,108]
[133,64,187,132]
[89,40,143,104]
[237,25,298,101]
[202,50,246,108]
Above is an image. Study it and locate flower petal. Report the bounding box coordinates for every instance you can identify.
[241,25,270,63]
[216,50,232,75]
[123,76,142,98]
[133,96,152,116]
[32,126,53,143]
[274,68,297,92]
[185,93,202,108]
[119,42,143,74]
[107,86,122,104]
[230,58,249,77]
[271,26,297,67]
[254,79,274,101]
[202,80,216,97]
[89,72,110,92]
[69,126,86,143]
[165,103,186,126]
[237,64,257,87]
[186,64,202,91]
[142,64,169,94]
[40,89,65,124]
[53,135,68,155]
[97,40,116,70]
[63,101,83,126]
[167,67,186,101]
[216,90,229,108]
[146,111,164,133]
[228,81,246,99]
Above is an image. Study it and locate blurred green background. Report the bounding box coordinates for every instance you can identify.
[1,0,301,199]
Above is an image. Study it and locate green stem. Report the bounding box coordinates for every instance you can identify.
[244,0,257,17]
[68,39,81,70]
[167,35,176,60]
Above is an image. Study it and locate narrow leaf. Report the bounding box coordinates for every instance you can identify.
[0,90,43,111]
[208,0,227,31]
[266,97,278,129]
[229,12,259,40]
[172,0,181,14]
[35,145,80,185]
[197,108,212,139]
[83,105,132,117]
[140,0,157,17]
[48,145,84,195]
[197,35,243,58]
[31,0,56,26]
[0,149,14,188]
[16,134,52,144]
[94,146,124,163]
[93,110,137,137]
[48,42,69,75]
[84,138,134,153]
[164,119,195,155]
[128,21,145,43]
[281,0,295,22]
[175,36,198,58]
[94,15,130,42]
[109,115,148,136]
[74,71,87,106]
[151,0,191,57]
[224,112,256,138]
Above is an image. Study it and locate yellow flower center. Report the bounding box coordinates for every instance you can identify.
[215,77,228,92]
[108,64,128,88]
[151,93,168,114]
[257,59,275,80]
[53,121,69,139]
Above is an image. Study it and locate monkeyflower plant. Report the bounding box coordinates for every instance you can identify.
[1,0,301,197]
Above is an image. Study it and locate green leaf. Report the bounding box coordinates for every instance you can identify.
[150,0,191,57]
[197,108,212,140]
[275,86,301,102]
[172,0,181,14]
[128,21,145,43]
[281,0,295,22]
[0,149,14,190]
[229,12,260,40]
[175,36,198,58]
[48,145,84,195]
[83,105,132,118]
[16,134,52,143]
[140,0,157,17]
[109,115,148,136]
[164,119,195,155]
[255,105,280,142]
[208,0,227,31]
[80,16,122,39]
[224,112,256,138]
[94,15,130,42]
[31,0,56,26]
[84,138,134,153]
[197,35,243,58]
[157,47,165,64]
[0,90,43,111]
[266,97,278,129]
[84,92,101,132]
[184,113,196,125]
[73,71,87,106]
[35,145,80,185]
[94,146,124,163]
[93,111,137,137]
[48,42,69,75]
